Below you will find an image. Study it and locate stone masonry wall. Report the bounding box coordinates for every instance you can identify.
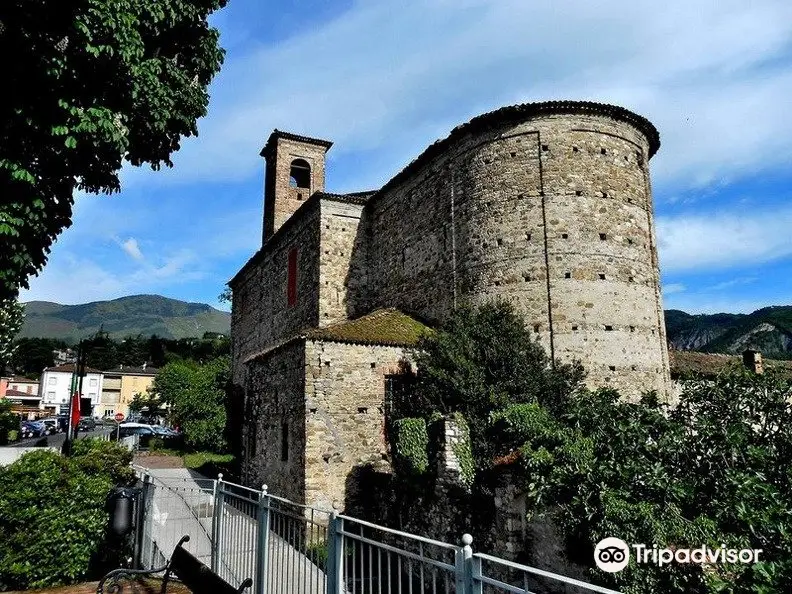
[231,200,321,386]
[263,137,328,242]
[362,111,670,399]
[303,340,412,511]
[318,199,367,325]
[243,340,307,504]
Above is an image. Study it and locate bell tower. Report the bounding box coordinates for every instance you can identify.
[260,130,333,244]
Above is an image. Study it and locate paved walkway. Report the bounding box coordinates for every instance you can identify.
[135,461,328,593]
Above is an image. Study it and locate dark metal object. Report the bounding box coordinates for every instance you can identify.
[96,535,252,594]
[107,487,141,537]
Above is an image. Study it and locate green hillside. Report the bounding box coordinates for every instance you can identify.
[20,294,230,342]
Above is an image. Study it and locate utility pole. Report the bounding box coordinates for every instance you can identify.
[62,340,85,456]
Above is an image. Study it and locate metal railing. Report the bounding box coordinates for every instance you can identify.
[134,471,622,594]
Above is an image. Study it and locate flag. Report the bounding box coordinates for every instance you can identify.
[70,391,81,429]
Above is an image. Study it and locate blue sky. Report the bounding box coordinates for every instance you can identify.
[19,0,792,314]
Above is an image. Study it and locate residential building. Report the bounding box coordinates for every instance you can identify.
[39,363,103,415]
[5,376,40,397]
[98,364,158,418]
[2,376,42,410]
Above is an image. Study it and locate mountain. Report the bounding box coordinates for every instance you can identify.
[20,295,231,342]
[665,306,792,360]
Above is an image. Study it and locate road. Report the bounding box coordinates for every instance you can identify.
[10,426,114,449]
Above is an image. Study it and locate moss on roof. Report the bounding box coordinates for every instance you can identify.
[305,308,430,347]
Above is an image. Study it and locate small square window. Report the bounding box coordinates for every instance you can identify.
[564,272,571,279]
[575,190,583,196]
[541,144,549,152]
[571,325,578,331]
[526,233,532,241]
[630,326,635,332]
[599,233,607,241]
[601,148,607,155]
[572,146,579,153]
[599,273,606,280]
[561,233,568,239]
[605,325,614,331]
[609,365,616,371]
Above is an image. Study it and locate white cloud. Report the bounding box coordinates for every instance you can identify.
[657,205,792,273]
[20,249,205,304]
[663,283,686,295]
[118,0,792,195]
[119,237,145,262]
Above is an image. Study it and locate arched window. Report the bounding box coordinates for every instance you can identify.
[289,158,311,189]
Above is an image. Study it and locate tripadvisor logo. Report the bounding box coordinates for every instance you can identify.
[594,538,762,572]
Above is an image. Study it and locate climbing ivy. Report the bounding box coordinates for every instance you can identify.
[392,417,429,475]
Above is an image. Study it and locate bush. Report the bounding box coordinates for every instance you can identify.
[392,417,429,475]
[0,440,133,590]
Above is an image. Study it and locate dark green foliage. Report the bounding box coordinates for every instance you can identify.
[409,300,585,461]
[0,1,227,299]
[10,336,67,377]
[153,356,230,452]
[0,440,134,590]
[378,301,792,592]
[0,298,24,371]
[0,400,18,445]
[392,418,429,475]
[489,371,792,593]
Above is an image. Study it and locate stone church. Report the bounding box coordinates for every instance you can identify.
[230,101,672,510]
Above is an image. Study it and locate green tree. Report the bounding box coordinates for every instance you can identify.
[83,330,119,370]
[0,297,24,373]
[153,356,229,451]
[0,400,19,445]
[0,0,227,299]
[409,300,585,461]
[10,337,62,377]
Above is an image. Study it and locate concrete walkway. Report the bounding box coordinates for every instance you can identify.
[136,463,328,593]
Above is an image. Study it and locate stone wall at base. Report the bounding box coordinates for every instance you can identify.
[303,340,413,511]
[243,340,307,504]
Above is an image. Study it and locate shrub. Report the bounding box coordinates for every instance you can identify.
[0,440,133,590]
[392,417,429,475]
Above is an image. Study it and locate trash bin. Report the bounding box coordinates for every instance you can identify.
[107,487,141,537]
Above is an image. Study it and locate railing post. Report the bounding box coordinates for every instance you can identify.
[455,533,474,594]
[255,484,270,594]
[326,512,345,594]
[211,473,225,574]
[134,472,152,569]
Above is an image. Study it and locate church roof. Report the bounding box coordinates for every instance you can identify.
[315,191,378,206]
[367,101,660,205]
[244,309,430,364]
[304,308,430,347]
[260,130,333,157]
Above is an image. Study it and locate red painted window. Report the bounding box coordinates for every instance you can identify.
[287,248,298,307]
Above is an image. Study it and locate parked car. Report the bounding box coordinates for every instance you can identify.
[20,420,45,439]
[77,416,96,431]
[118,423,182,449]
[40,418,62,435]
